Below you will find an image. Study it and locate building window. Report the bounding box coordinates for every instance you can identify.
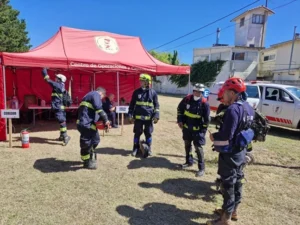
[252,14,264,24]
[263,54,276,61]
[240,17,245,27]
[232,52,245,60]
[249,44,255,48]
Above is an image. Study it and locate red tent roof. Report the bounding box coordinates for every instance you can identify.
[1,26,190,75]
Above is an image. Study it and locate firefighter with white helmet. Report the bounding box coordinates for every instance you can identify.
[42,68,71,145]
[177,83,210,177]
[128,73,160,158]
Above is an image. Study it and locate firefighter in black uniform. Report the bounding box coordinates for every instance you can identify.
[207,77,255,225]
[76,87,110,169]
[42,68,71,146]
[177,83,210,177]
[128,74,159,158]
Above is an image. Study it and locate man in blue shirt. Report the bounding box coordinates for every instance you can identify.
[102,93,118,128]
[207,77,255,225]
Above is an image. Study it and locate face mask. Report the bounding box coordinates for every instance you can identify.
[193,96,201,101]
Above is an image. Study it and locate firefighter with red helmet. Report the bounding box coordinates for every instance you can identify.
[128,74,160,158]
[177,83,210,177]
[207,77,255,225]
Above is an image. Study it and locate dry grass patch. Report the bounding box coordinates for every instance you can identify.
[0,94,299,225]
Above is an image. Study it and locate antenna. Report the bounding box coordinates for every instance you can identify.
[216,28,220,45]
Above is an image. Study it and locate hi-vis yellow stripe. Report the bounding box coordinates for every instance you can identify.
[76,120,97,131]
[183,124,200,131]
[52,93,63,98]
[135,115,151,120]
[80,101,94,110]
[136,101,154,107]
[184,110,201,119]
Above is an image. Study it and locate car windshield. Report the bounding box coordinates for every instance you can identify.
[246,85,259,98]
[286,87,300,99]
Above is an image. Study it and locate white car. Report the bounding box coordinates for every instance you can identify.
[208,81,300,130]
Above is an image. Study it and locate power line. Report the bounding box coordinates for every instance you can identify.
[162,0,299,52]
[150,0,260,51]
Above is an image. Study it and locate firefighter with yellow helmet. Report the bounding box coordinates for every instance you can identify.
[128,73,160,158]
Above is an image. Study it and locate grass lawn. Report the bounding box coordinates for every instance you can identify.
[0,94,299,225]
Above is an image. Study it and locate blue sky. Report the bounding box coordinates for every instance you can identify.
[10,0,300,64]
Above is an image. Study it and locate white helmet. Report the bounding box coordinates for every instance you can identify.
[193,83,205,92]
[56,74,67,83]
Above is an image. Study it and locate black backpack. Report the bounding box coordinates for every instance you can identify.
[62,90,72,107]
[251,109,270,142]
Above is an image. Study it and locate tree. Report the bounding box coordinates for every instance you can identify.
[0,0,31,52]
[190,59,226,85]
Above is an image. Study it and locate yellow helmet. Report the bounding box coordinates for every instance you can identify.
[139,73,152,84]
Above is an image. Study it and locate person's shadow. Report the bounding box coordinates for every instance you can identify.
[95,147,131,157]
[33,158,83,173]
[139,178,216,202]
[116,202,213,225]
[127,156,177,170]
[14,136,63,146]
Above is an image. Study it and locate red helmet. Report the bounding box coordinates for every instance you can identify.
[222,77,246,93]
[217,87,225,102]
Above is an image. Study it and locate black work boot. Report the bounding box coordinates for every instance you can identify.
[132,143,139,157]
[83,153,97,170]
[207,211,232,225]
[196,170,205,177]
[181,163,193,169]
[83,159,97,169]
[58,134,64,141]
[63,135,71,146]
[195,145,205,177]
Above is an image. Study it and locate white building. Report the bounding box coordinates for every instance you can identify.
[231,6,274,48]
[258,38,300,81]
[193,46,259,83]
[153,6,275,93]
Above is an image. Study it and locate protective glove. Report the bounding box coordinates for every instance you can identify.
[178,122,183,129]
[153,118,159,124]
[104,120,111,133]
[128,115,134,124]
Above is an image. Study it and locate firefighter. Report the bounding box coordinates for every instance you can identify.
[207,77,255,225]
[76,87,110,169]
[177,83,210,177]
[42,68,71,146]
[128,73,159,158]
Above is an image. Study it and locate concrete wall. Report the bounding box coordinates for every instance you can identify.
[152,76,189,95]
[234,8,269,47]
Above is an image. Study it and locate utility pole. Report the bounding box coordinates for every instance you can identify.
[288,26,297,75]
[260,0,268,48]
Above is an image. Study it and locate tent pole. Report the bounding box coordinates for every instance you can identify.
[188,73,191,94]
[117,71,120,126]
[2,65,7,138]
[93,72,95,90]
[2,66,6,109]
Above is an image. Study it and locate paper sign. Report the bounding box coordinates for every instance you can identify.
[116,106,129,113]
[1,109,20,119]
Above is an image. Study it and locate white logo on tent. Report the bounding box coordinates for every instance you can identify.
[95,36,119,54]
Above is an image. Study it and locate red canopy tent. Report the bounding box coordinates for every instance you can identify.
[0,26,190,141]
